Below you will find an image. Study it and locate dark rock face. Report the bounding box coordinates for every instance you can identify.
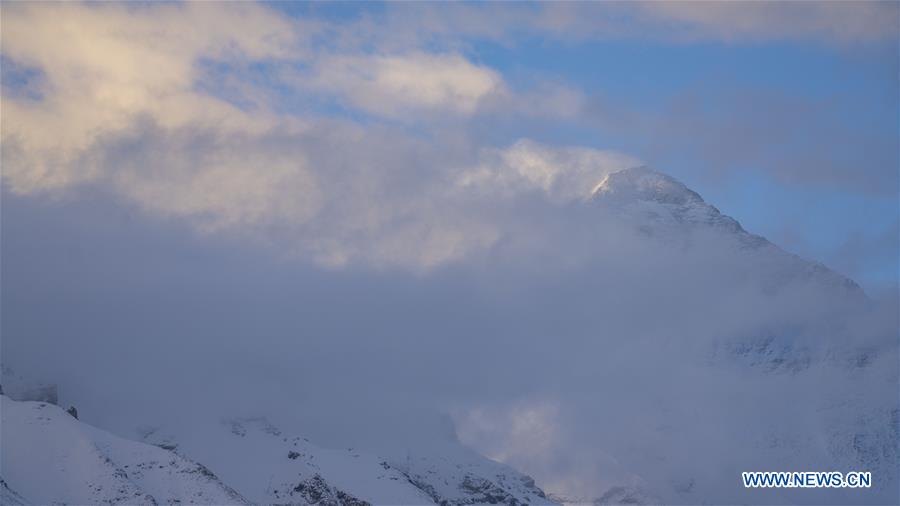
[458,475,525,505]
[290,474,370,506]
[401,470,547,506]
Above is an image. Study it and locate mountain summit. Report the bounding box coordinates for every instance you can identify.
[592,166,864,298]
[592,166,704,207]
[592,166,753,239]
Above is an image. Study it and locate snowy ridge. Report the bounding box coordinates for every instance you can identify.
[138,415,554,506]
[592,166,764,243]
[1,394,554,505]
[0,395,247,505]
[548,485,658,506]
[592,166,863,296]
[388,442,552,506]
[1,478,29,506]
[138,416,432,505]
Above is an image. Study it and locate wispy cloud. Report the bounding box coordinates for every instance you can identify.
[303,52,503,118]
[458,139,638,203]
[358,1,898,48]
[0,2,637,271]
[633,1,899,44]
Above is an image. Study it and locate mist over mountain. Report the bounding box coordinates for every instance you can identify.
[1,2,897,504]
[2,167,896,505]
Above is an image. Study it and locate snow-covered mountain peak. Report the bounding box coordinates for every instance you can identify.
[591,166,753,241]
[590,166,866,299]
[591,166,704,207]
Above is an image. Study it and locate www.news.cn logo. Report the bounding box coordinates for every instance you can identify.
[742,471,872,488]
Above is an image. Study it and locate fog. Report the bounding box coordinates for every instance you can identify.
[3,180,896,504]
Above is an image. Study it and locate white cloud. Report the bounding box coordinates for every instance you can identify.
[307,52,503,118]
[454,399,562,463]
[0,1,304,193]
[635,1,899,44]
[1,3,637,271]
[458,139,639,203]
[105,125,323,232]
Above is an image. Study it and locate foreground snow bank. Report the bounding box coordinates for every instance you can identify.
[0,394,555,505]
[0,395,247,505]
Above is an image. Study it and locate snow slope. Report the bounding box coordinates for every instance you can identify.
[137,415,553,505]
[592,166,741,232]
[1,478,29,506]
[138,416,431,505]
[591,166,863,296]
[0,395,247,505]
[0,393,553,505]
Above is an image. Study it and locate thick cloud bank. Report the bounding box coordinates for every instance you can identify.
[3,174,897,503]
